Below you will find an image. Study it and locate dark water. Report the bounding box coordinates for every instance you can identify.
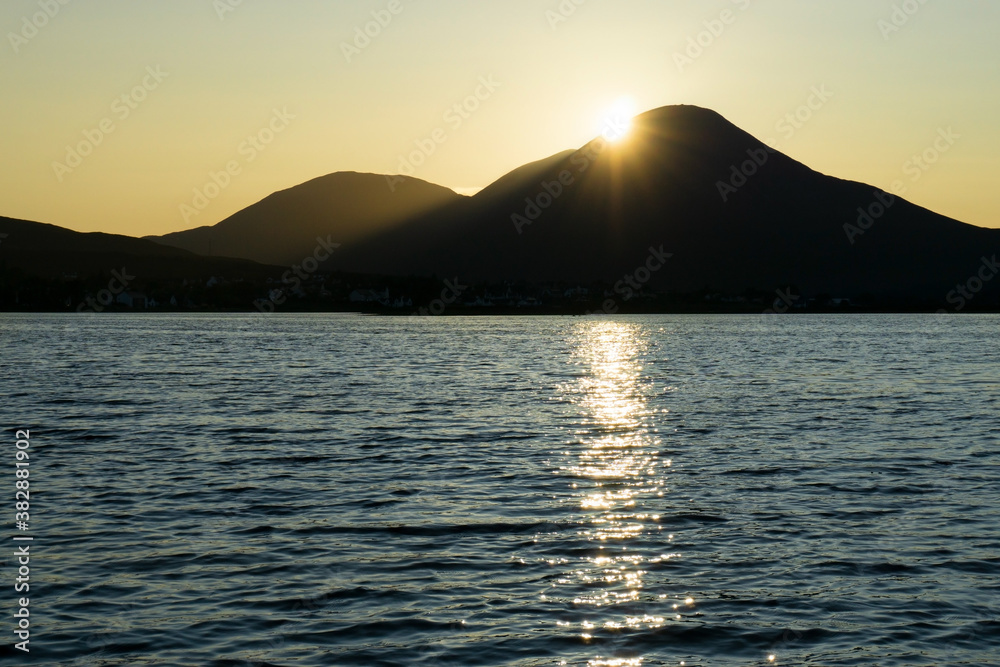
[1,314,998,666]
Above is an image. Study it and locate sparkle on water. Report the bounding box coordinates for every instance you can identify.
[555,321,683,661]
[3,313,999,665]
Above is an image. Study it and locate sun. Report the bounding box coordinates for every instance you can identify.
[599,97,637,143]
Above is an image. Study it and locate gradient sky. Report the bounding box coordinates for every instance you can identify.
[1,0,997,237]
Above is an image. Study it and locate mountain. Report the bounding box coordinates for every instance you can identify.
[10,104,998,308]
[330,105,998,300]
[148,172,463,266]
[0,216,277,281]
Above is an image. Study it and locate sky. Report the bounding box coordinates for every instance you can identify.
[1,0,998,237]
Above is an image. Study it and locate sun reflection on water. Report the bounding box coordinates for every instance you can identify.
[549,321,686,663]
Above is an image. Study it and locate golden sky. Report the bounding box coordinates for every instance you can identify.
[1,0,997,237]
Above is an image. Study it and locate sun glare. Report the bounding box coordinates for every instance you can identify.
[599,97,637,143]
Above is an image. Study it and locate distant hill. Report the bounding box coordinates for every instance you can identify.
[332,105,999,299]
[0,216,277,281]
[147,172,463,266]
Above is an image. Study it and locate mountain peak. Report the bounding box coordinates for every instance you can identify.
[149,171,463,265]
[143,104,997,302]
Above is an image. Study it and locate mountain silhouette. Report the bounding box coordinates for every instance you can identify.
[149,172,462,266]
[0,216,276,280]
[6,105,998,306]
[332,105,998,298]
[146,105,996,300]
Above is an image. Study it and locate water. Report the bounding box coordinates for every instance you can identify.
[1,313,998,666]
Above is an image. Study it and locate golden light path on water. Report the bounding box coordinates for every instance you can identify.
[550,321,692,666]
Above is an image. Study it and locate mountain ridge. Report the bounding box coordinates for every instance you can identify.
[326,105,998,299]
[0,215,278,280]
[5,104,997,307]
[149,171,463,265]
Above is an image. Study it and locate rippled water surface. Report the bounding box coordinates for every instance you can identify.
[1,314,998,666]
